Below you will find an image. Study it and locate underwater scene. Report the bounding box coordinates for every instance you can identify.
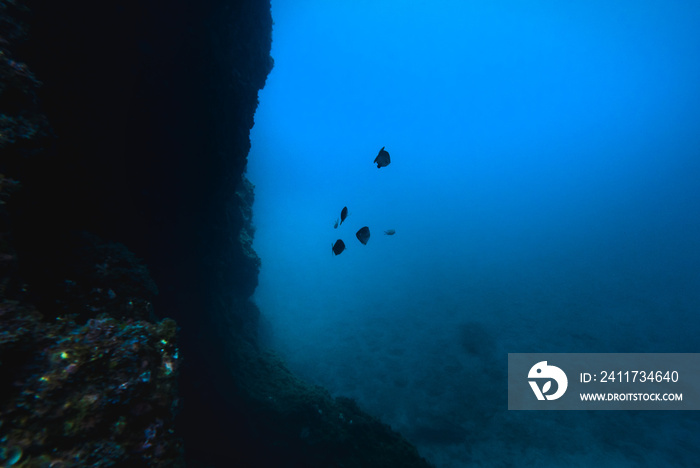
[248,1,700,467]
[2,0,700,465]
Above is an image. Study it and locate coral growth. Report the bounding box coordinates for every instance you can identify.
[0,305,182,467]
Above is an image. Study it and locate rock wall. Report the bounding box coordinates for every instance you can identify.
[1,0,433,466]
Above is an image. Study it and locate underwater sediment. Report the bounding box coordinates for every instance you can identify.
[0,0,432,466]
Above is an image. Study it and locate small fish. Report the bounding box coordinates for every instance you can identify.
[374,146,390,168]
[332,239,346,255]
[384,229,396,235]
[339,206,348,226]
[356,226,370,245]
[333,218,339,229]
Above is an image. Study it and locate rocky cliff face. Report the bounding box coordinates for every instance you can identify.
[1,0,432,466]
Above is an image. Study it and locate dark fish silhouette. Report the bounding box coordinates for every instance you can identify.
[332,239,346,255]
[384,229,395,235]
[340,206,348,225]
[374,146,390,168]
[356,226,370,245]
[333,218,339,229]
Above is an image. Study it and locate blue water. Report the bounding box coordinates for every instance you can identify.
[248,1,700,466]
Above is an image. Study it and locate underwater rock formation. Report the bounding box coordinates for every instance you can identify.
[0,304,182,467]
[0,0,433,466]
[0,41,182,463]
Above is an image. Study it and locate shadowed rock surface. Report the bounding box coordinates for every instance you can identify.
[0,0,433,466]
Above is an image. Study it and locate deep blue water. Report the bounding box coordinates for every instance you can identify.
[247,1,700,466]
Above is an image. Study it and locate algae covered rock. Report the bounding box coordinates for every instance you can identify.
[0,303,183,467]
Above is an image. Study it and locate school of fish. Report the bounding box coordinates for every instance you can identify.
[332,147,395,256]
